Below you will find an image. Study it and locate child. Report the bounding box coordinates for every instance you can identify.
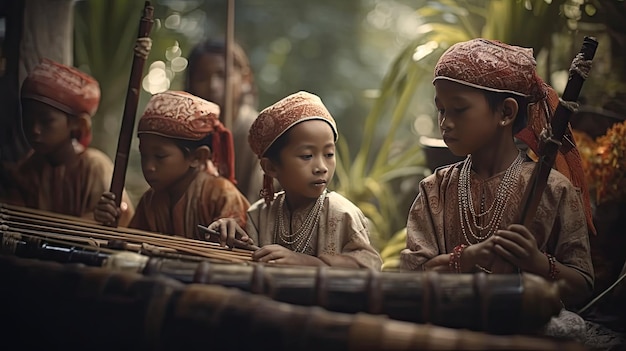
[94,90,250,240]
[208,91,382,270]
[399,39,595,310]
[3,58,134,225]
[186,40,265,203]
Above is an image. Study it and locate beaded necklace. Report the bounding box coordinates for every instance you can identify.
[274,190,326,254]
[458,151,524,244]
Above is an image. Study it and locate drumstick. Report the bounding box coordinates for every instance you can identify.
[197,224,260,251]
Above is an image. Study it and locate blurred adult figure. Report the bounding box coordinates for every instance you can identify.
[186,40,263,203]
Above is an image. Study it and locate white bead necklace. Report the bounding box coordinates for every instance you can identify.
[458,151,524,244]
[274,190,326,254]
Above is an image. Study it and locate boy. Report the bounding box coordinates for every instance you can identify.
[4,58,134,225]
[209,91,382,270]
[95,90,249,240]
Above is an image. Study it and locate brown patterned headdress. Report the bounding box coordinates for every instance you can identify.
[248,91,338,204]
[433,38,595,235]
[138,90,236,184]
[21,58,101,147]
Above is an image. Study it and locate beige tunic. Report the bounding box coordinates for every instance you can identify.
[246,191,382,270]
[400,160,594,289]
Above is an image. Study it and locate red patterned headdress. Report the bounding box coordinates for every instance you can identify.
[21,58,101,147]
[248,91,338,204]
[138,90,236,184]
[433,38,595,235]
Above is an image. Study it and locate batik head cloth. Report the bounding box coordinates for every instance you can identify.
[21,58,101,147]
[248,91,338,203]
[138,90,236,184]
[433,38,595,235]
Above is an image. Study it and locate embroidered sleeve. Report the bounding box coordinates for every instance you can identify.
[400,181,441,271]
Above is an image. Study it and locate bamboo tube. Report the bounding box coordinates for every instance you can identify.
[0,255,586,351]
[127,256,562,334]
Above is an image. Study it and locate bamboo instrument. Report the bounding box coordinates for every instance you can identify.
[0,202,565,334]
[0,254,587,351]
[1,202,568,334]
[0,203,253,264]
[518,36,598,227]
[109,1,154,227]
[115,255,561,335]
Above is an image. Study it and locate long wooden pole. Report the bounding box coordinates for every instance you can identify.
[223,0,235,130]
[517,36,598,227]
[109,2,154,226]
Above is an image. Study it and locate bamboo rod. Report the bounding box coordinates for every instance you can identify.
[1,203,253,262]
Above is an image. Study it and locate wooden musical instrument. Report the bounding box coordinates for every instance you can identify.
[0,254,586,351]
[109,1,154,227]
[2,202,563,335]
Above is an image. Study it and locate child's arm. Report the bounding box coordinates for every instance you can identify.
[253,245,329,266]
[400,190,439,270]
[494,224,591,307]
[419,237,497,272]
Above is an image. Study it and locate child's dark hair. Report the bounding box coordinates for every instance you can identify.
[187,40,250,73]
[186,39,258,108]
[263,130,291,164]
[484,91,528,134]
[175,134,213,157]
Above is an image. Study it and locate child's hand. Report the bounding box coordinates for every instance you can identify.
[461,237,497,272]
[253,244,324,266]
[207,218,253,248]
[493,224,546,274]
[94,192,120,226]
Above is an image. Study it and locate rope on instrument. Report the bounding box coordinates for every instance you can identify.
[570,53,593,80]
[1,230,21,254]
[134,37,152,60]
[559,98,579,113]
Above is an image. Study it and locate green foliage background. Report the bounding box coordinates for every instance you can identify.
[73,0,626,268]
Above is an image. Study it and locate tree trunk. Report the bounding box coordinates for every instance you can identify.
[0,0,75,164]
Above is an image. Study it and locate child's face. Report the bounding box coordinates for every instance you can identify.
[434,80,501,156]
[138,134,195,191]
[273,120,336,209]
[187,53,246,110]
[21,100,73,154]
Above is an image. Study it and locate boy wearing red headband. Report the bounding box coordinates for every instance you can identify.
[94,91,249,240]
[4,59,134,225]
[400,39,594,326]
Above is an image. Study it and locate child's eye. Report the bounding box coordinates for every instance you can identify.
[325,153,334,158]
[42,118,56,125]
[299,155,312,160]
[155,154,168,160]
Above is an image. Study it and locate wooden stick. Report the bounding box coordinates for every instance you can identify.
[197,224,260,251]
[109,1,154,227]
[517,37,598,227]
[222,0,235,130]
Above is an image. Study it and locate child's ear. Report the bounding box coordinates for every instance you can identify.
[260,157,278,178]
[500,98,519,127]
[70,113,91,137]
[191,145,211,168]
